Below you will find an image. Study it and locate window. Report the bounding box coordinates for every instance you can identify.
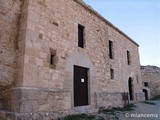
[109,40,113,59]
[127,50,131,65]
[50,49,57,69]
[144,82,148,87]
[110,69,114,79]
[50,54,55,65]
[78,24,84,48]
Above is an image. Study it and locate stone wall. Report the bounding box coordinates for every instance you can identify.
[0,0,144,119]
[141,66,160,98]
[21,0,142,95]
[95,92,125,108]
[0,111,69,120]
[0,0,23,110]
[11,87,71,113]
[18,0,143,112]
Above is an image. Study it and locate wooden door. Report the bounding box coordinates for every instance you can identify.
[74,66,88,107]
[128,78,133,100]
[143,89,148,100]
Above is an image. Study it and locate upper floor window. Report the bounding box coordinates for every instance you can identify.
[144,82,148,87]
[109,40,113,59]
[127,50,131,65]
[78,24,84,48]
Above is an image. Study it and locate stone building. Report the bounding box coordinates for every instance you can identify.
[0,0,144,119]
[141,66,160,100]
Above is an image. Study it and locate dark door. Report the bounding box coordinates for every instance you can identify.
[74,65,88,107]
[128,77,133,100]
[143,89,148,100]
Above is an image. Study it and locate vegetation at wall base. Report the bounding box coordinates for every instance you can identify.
[59,113,107,120]
[100,104,136,115]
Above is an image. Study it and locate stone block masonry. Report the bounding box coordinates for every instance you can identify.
[141,66,160,99]
[0,0,144,119]
[11,87,71,112]
[0,0,23,110]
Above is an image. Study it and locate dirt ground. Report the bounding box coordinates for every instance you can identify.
[116,100,160,120]
[60,100,160,120]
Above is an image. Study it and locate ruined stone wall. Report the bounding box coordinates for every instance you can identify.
[141,66,160,98]
[0,0,23,110]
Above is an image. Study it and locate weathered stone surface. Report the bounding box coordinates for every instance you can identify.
[95,92,124,108]
[0,86,11,110]
[0,0,144,119]
[0,0,23,110]
[0,111,68,120]
[141,66,160,98]
[0,0,22,86]
[11,87,71,113]
[20,0,143,99]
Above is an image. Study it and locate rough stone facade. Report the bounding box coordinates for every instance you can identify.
[141,66,160,99]
[0,0,23,110]
[0,0,144,119]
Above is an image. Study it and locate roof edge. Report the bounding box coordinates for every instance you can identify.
[74,0,139,46]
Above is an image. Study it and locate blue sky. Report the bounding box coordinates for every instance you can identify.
[83,0,160,67]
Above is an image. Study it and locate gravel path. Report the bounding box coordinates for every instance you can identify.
[117,100,160,120]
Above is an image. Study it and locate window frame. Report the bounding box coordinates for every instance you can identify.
[78,24,85,48]
[109,40,113,59]
[110,68,114,79]
[50,49,57,69]
[127,50,131,65]
[144,82,149,87]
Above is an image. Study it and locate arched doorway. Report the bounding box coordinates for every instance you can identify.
[64,52,96,109]
[128,77,133,100]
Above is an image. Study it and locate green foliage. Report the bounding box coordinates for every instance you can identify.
[97,116,105,120]
[60,114,106,120]
[61,114,95,120]
[119,104,136,111]
[101,108,116,115]
[60,104,136,120]
[100,104,136,115]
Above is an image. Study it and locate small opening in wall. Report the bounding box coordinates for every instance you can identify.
[110,68,114,79]
[39,33,43,39]
[144,82,148,87]
[109,40,114,59]
[127,50,131,65]
[78,24,85,48]
[50,54,55,65]
[50,48,57,69]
